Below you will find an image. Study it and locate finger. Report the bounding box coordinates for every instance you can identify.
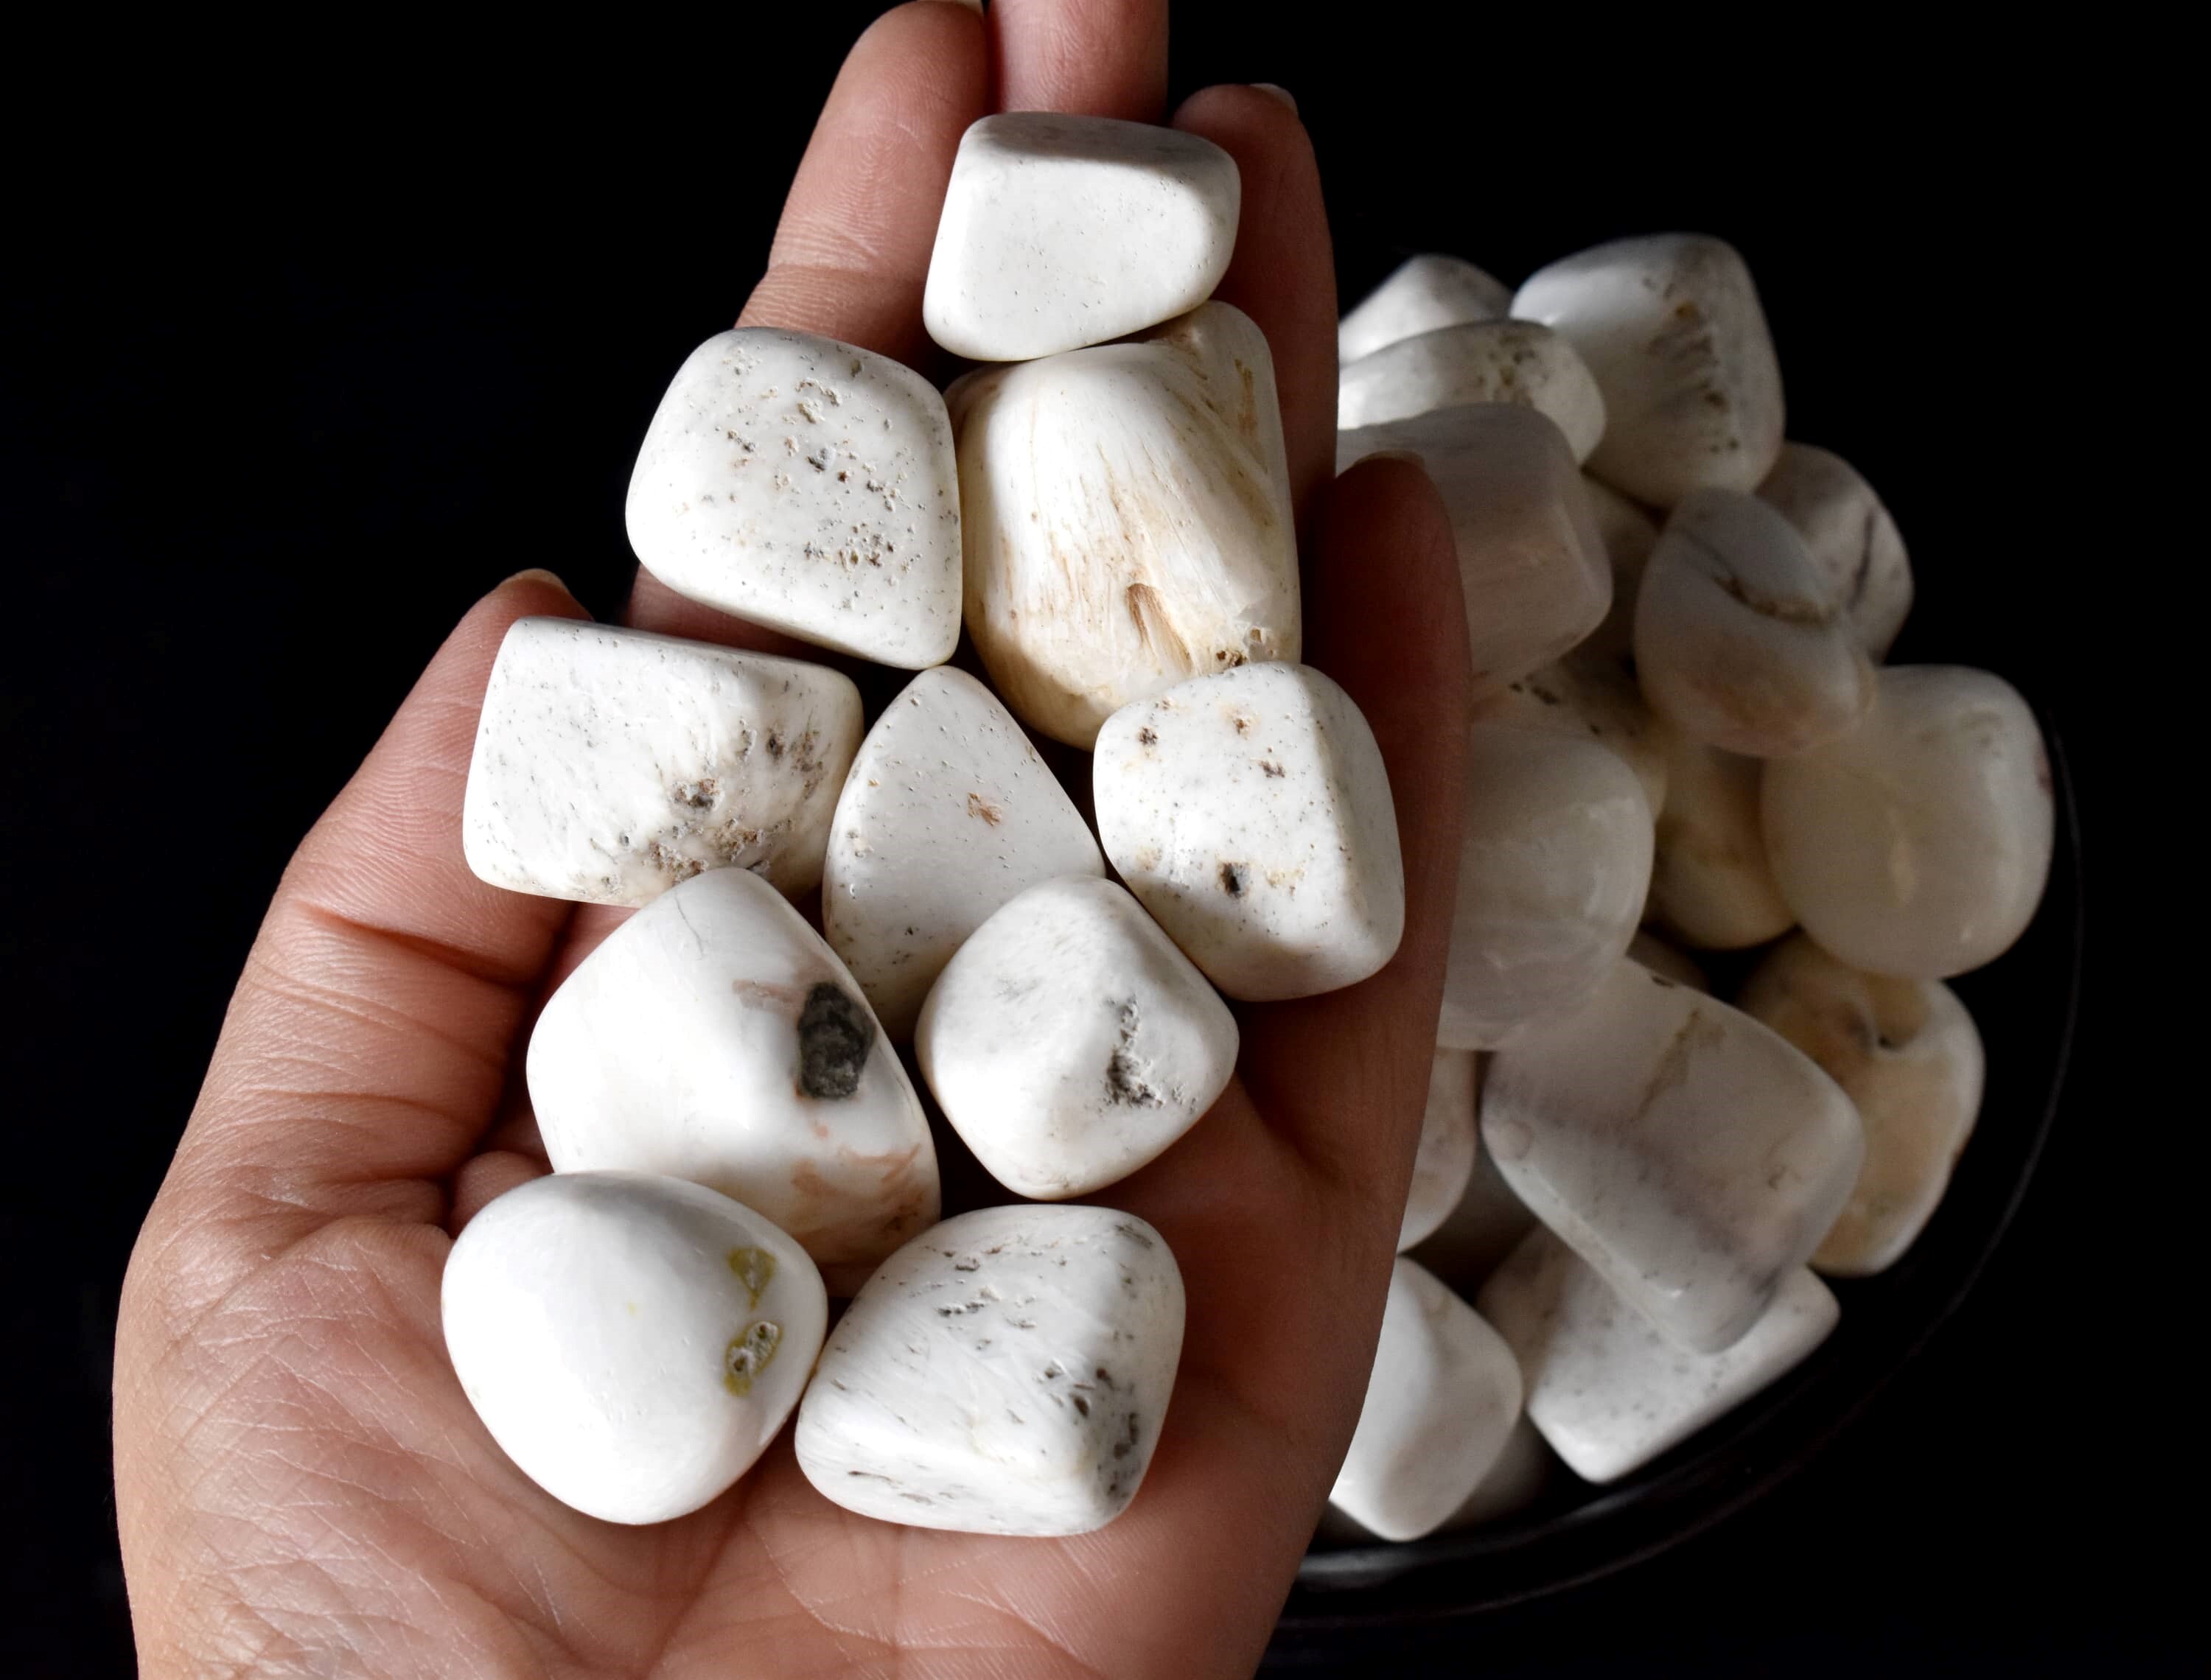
[1172,85,1338,531]
[626,0,990,648]
[136,572,590,1317]
[990,0,1170,120]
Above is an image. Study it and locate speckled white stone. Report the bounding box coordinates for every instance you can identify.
[1440,724,1652,1051]
[1576,476,1663,665]
[442,1172,827,1525]
[1646,729,1794,951]
[951,301,1299,748]
[1473,652,1670,819]
[822,668,1103,1041]
[1401,1049,1480,1251]
[461,618,861,905]
[1739,934,1985,1276]
[1512,234,1784,508]
[1763,666,2053,979]
[1093,662,1405,1001]
[1626,929,1708,992]
[915,877,1237,1201]
[1338,404,1611,699]
[1479,1226,1837,1483]
[1483,958,1862,1353]
[1338,254,1512,364]
[1338,320,1607,462]
[624,329,961,668]
[923,113,1240,363]
[1635,489,1876,757]
[527,869,936,1296]
[794,1204,1185,1536]
[1410,1093,1541,1299]
[1328,1258,1523,1542]
[1756,442,1913,659]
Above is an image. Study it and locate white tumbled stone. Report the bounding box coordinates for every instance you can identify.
[1762,666,2053,979]
[624,329,961,668]
[822,668,1103,1040]
[1329,1258,1523,1542]
[924,113,1239,363]
[1757,442,1913,659]
[951,301,1299,748]
[1482,958,1863,1353]
[1646,729,1794,950]
[442,1171,827,1525]
[1316,1414,1554,1541]
[1635,489,1876,757]
[1739,934,1985,1276]
[1473,652,1670,819]
[1338,321,1607,462]
[1627,929,1709,992]
[1512,234,1784,508]
[1401,1049,1480,1251]
[528,869,936,1296]
[1576,475,1663,664]
[1479,1226,1837,1484]
[915,877,1237,1201]
[1338,254,1512,364]
[1094,662,1404,1001]
[462,618,861,905]
[1338,404,1611,699]
[794,1205,1186,1536]
[1440,724,1653,1050]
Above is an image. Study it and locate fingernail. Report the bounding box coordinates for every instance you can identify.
[1251,83,1297,116]
[502,567,570,592]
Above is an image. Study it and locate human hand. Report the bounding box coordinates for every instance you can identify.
[113,3,1470,1674]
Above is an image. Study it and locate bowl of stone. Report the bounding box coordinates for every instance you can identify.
[439,111,2070,1623]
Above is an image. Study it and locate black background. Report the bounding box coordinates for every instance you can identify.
[1,7,2161,1675]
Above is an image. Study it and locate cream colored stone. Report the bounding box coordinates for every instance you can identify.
[1338,254,1512,363]
[951,301,1299,748]
[1338,321,1607,462]
[1401,1049,1480,1252]
[1762,666,2053,979]
[1646,727,1795,951]
[1739,934,1985,1275]
[1473,652,1669,819]
[1338,405,1610,698]
[1757,442,1913,659]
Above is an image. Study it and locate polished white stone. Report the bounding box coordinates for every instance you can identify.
[1481,958,1863,1353]
[1473,651,1670,819]
[1635,489,1876,757]
[1576,475,1662,664]
[1338,404,1611,699]
[1401,1049,1480,1251]
[1440,723,1652,1050]
[1315,1414,1555,1540]
[1479,1225,1837,1483]
[1093,662,1404,1001]
[915,877,1237,1200]
[822,668,1103,1040]
[1338,320,1607,462]
[624,329,961,667]
[1328,1258,1523,1542]
[1338,254,1512,364]
[1739,934,1985,1276]
[527,869,936,1295]
[1757,442,1913,659]
[951,301,1299,748]
[1646,729,1795,950]
[794,1204,1186,1536]
[924,113,1240,362]
[1762,665,2054,979]
[442,1171,827,1525]
[1512,234,1784,508]
[461,618,861,905]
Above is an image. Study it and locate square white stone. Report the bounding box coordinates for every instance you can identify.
[915,876,1237,1201]
[625,328,962,668]
[461,618,862,905]
[1328,1257,1523,1542]
[1338,253,1512,364]
[923,113,1240,362]
[794,1204,1186,1536]
[526,868,937,1297]
[1479,1225,1838,1483]
[1481,957,1863,1354]
[822,667,1104,1041]
[1093,662,1405,1001]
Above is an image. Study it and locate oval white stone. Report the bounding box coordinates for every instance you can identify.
[1337,319,1607,462]
[1756,441,1913,659]
[1338,253,1512,364]
[1646,728,1795,950]
[1400,1049,1480,1251]
[441,1171,827,1525]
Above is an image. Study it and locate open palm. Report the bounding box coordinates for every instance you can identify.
[113,4,1470,1674]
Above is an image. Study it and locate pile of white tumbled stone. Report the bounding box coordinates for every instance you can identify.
[441,110,2054,1548]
